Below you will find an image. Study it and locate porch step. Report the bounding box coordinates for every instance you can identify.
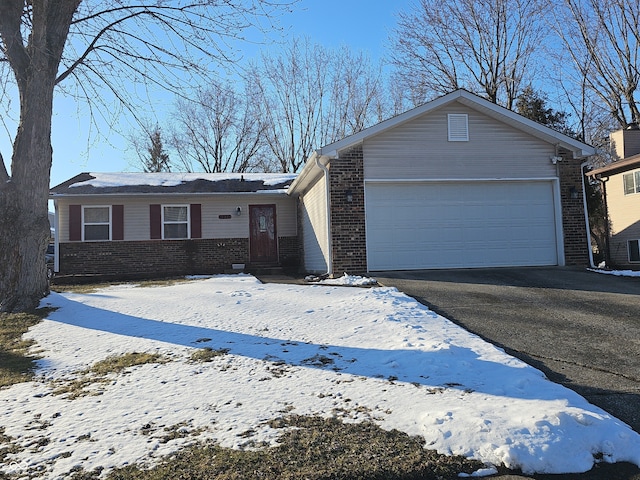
[247,265,284,276]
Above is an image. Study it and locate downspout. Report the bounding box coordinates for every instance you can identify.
[315,153,333,277]
[581,162,595,268]
[53,199,60,273]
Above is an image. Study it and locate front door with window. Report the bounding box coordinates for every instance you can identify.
[249,204,278,264]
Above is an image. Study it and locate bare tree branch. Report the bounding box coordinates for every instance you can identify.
[252,37,388,172]
[555,0,640,126]
[389,0,547,108]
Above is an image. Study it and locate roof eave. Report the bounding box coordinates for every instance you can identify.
[287,151,335,195]
[49,190,290,199]
[587,154,640,178]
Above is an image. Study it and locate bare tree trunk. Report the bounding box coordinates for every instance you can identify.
[0,0,78,312]
[0,77,54,312]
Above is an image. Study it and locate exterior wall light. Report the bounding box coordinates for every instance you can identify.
[569,186,580,199]
[236,206,242,216]
[345,189,353,203]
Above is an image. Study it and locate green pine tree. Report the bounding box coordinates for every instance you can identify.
[144,127,171,173]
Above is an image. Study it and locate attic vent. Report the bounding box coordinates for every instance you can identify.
[448,114,469,141]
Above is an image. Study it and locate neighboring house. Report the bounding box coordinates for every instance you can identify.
[288,89,595,275]
[587,127,640,269]
[49,172,298,277]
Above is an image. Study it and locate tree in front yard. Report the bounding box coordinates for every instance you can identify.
[0,1,294,313]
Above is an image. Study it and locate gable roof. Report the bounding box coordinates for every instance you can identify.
[289,89,595,194]
[586,154,640,178]
[325,90,594,158]
[50,172,297,197]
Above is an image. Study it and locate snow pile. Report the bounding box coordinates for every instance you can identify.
[1,275,638,478]
[589,268,640,278]
[318,273,378,286]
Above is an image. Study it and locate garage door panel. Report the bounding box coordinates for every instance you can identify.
[365,182,558,270]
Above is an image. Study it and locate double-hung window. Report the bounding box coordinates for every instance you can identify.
[623,170,640,195]
[83,206,111,241]
[163,205,189,239]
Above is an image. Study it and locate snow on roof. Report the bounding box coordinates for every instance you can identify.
[50,172,298,196]
[70,172,297,188]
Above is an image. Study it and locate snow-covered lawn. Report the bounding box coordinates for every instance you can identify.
[1,274,639,478]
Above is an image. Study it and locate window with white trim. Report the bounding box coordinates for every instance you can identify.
[623,170,640,195]
[448,114,469,141]
[83,206,111,241]
[629,240,640,262]
[163,205,189,239]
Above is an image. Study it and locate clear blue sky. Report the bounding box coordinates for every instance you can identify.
[0,0,413,188]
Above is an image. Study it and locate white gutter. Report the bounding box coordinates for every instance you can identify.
[581,161,596,268]
[315,152,333,276]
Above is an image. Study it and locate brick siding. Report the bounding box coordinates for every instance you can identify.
[59,236,299,279]
[328,144,368,275]
[277,235,301,272]
[558,157,590,266]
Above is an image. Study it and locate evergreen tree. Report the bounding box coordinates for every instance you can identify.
[144,127,171,173]
[516,86,577,138]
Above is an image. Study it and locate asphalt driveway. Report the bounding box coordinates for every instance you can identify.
[375,266,640,479]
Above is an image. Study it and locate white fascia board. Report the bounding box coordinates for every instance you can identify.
[287,151,334,195]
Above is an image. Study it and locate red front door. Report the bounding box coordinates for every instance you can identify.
[249,204,278,264]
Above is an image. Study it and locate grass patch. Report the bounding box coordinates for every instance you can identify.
[90,415,484,480]
[301,354,335,367]
[52,277,193,294]
[189,347,230,363]
[0,426,23,468]
[0,308,50,388]
[52,352,169,399]
[51,282,117,294]
[90,352,168,375]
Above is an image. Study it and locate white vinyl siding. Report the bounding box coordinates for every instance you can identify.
[300,175,330,273]
[365,181,560,270]
[55,195,296,242]
[363,104,557,181]
[83,206,111,241]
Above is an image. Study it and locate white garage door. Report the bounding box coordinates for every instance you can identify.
[365,181,559,270]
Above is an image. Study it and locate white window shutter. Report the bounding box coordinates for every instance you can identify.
[448,114,469,141]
